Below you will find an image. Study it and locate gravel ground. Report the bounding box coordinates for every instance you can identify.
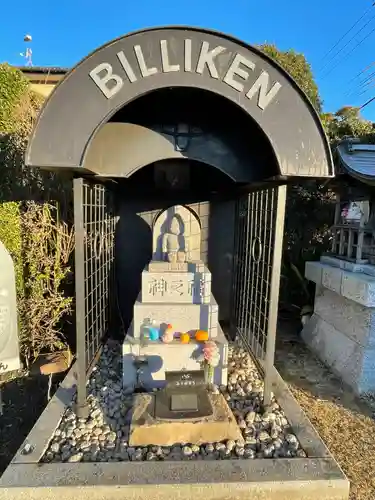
[42,341,305,463]
[275,319,375,500]
[4,319,375,500]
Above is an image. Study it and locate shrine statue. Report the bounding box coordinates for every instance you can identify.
[162,215,188,263]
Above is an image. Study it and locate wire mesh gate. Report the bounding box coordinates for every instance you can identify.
[73,178,118,417]
[230,184,286,405]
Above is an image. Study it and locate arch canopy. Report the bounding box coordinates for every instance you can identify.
[25,26,333,178]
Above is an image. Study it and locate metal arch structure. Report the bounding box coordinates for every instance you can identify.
[25,26,333,179]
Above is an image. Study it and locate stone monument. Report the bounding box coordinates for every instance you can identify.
[0,240,20,375]
[122,205,228,391]
[153,205,201,262]
[162,215,188,263]
[123,207,228,392]
[122,205,236,446]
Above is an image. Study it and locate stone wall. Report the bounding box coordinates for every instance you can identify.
[302,257,375,395]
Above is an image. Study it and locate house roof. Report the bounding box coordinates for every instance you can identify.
[17,66,68,75]
[17,66,68,84]
[337,139,375,186]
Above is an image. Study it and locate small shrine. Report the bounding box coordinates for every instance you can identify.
[302,139,375,396]
[21,25,334,421]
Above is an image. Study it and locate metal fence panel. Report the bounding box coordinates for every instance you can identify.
[73,178,117,416]
[230,184,286,404]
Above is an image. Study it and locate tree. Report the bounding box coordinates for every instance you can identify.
[0,64,44,201]
[322,106,374,143]
[259,44,322,112]
[258,45,332,313]
[259,47,375,315]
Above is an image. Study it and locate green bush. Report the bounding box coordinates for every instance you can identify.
[18,202,74,364]
[0,202,23,296]
[0,64,29,134]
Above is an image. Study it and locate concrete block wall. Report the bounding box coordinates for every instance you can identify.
[303,259,375,394]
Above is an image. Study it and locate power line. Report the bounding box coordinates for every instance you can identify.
[357,80,375,98]
[347,60,375,86]
[319,2,375,65]
[360,69,375,86]
[320,24,375,80]
[345,69,375,98]
[319,12,375,73]
[343,61,375,99]
[360,94,375,109]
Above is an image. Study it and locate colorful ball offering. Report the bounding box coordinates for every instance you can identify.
[180,332,190,343]
[162,324,174,343]
[195,330,209,342]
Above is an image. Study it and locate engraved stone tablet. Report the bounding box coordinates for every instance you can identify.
[166,369,205,388]
[154,369,213,420]
[142,270,211,304]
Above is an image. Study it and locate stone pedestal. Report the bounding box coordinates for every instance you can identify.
[141,266,211,304]
[123,325,228,390]
[133,296,219,338]
[128,393,243,446]
[123,259,228,391]
[303,255,375,395]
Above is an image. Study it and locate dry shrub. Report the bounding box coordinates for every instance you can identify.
[18,203,74,366]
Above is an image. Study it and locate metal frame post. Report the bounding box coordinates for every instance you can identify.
[263,184,287,406]
[73,178,89,419]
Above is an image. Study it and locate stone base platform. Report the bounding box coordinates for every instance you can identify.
[128,393,244,447]
[132,293,219,339]
[123,326,228,390]
[0,342,349,500]
[303,257,375,395]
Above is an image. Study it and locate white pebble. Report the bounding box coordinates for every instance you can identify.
[42,342,300,465]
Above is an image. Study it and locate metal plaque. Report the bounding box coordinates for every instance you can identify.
[165,369,205,388]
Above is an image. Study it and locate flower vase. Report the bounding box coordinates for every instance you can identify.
[204,363,214,387]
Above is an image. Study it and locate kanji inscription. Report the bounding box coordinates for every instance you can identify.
[142,271,211,303]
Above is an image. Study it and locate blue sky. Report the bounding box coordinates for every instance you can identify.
[1,0,375,120]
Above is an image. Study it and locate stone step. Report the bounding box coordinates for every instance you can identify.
[123,323,228,390]
[132,294,219,339]
[141,267,211,304]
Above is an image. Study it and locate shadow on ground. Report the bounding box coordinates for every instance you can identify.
[0,374,61,475]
